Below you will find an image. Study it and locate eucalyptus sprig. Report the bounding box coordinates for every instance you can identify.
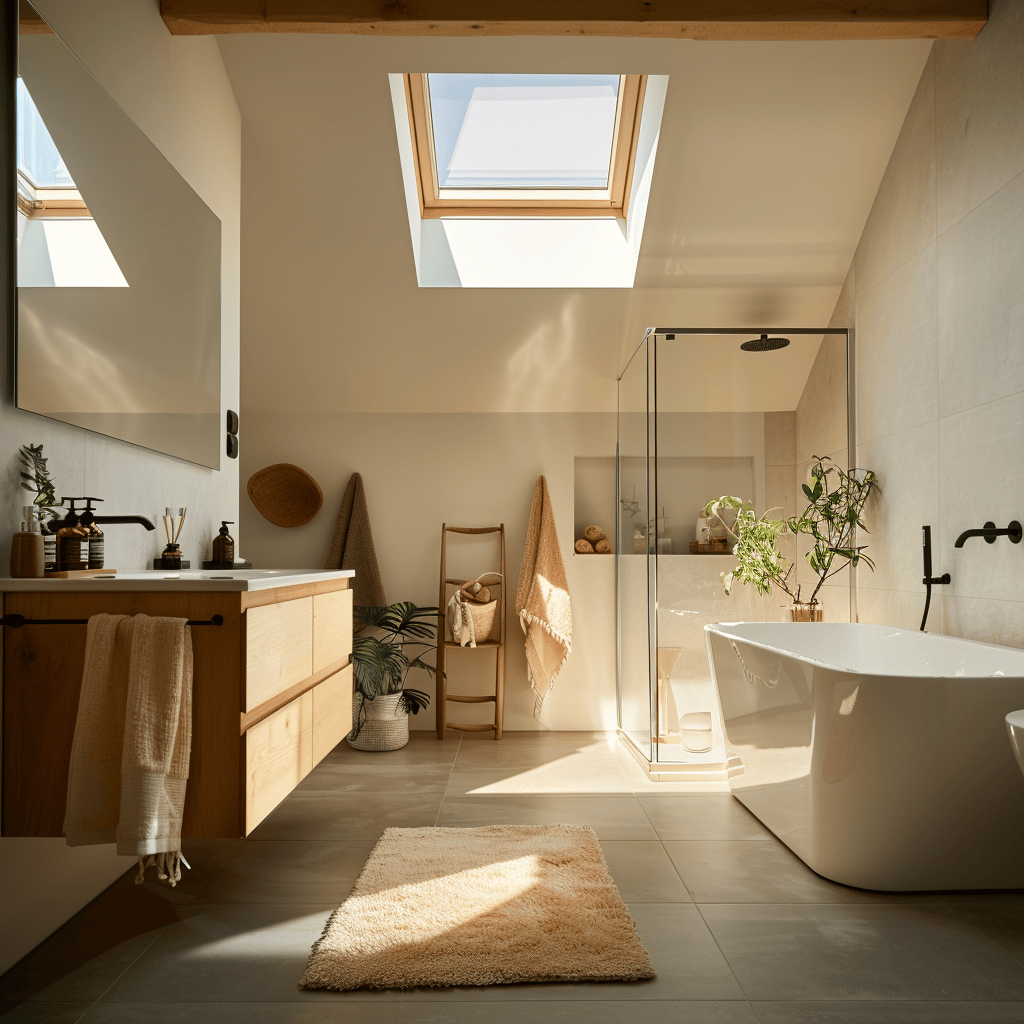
[19,443,60,530]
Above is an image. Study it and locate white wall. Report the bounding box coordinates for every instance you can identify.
[0,0,241,972]
[241,413,619,732]
[841,0,1024,644]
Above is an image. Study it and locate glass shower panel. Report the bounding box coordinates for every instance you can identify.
[647,330,850,767]
[616,336,652,760]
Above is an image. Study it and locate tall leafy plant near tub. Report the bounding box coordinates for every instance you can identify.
[788,456,879,610]
[349,602,437,751]
[706,456,880,619]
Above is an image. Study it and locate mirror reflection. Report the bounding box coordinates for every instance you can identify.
[15,2,222,469]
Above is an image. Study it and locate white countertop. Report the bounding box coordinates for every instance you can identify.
[0,569,355,593]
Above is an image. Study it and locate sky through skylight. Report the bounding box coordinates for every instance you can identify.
[17,78,75,188]
[427,74,620,189]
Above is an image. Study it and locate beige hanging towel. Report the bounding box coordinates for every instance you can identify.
[65,614,193,885]
[324,472,386,610]
[516,476,573,717]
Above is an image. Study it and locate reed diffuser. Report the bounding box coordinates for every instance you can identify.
[158,507,187,569]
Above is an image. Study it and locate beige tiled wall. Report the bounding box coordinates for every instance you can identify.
[841,0,1024,644]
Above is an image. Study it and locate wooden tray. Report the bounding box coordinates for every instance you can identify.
[689,540,731,555]
[44,569,117,578]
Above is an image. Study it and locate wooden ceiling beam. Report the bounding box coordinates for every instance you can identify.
[160,1,988,40]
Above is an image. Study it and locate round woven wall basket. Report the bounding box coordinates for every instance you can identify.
[348,693,410,752]
[247,463,323,528]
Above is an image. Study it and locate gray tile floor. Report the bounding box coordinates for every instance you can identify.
[3,731,1024,1023]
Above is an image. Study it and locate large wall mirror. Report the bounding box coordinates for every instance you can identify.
[14,2,221,469]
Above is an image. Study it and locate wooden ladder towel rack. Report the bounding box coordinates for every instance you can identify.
[436,524,506,740]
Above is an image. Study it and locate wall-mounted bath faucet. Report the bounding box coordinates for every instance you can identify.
[920,525,950,632]
[953,520,1022,548]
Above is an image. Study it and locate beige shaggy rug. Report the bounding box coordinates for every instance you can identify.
[300,824,656,990]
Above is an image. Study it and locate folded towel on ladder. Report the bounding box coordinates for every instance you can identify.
[65,613,193,886]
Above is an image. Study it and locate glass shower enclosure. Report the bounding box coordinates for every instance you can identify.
[616,327,852,775]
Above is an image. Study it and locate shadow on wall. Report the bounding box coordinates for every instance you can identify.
[241,411,619,732]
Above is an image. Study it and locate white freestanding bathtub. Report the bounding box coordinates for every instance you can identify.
[705,622,1024,891]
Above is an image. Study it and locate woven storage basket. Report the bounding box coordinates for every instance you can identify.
[465,598,499,642]
[348,693,409,751]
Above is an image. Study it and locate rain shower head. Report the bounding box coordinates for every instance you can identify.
[741,334,791,352]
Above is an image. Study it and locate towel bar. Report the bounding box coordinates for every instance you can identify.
[1,613,224,628]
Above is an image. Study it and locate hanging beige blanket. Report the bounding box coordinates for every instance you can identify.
[516,476,572,717]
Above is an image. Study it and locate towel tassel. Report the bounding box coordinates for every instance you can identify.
[134,850,191,886]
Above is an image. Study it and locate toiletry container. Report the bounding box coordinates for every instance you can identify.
[212,521,235,568]
[55,499,87,572]
[82,498,104,569]
[42,530,56,571]
[10,506,45,578]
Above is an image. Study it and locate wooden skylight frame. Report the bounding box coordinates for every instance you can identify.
[404,73,647,219]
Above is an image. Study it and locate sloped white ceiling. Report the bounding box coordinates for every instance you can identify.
[218,34,931,414]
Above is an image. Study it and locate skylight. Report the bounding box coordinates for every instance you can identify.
[17,78,74,188]
[427,74,620,189]
[405,73,646,218]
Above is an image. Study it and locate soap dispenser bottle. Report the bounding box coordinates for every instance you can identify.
[81,498,105,569]
[212,521,235,568]
[55,499,88,572]
[10,505,45,578]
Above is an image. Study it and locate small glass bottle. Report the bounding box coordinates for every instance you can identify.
[212,521,234,568]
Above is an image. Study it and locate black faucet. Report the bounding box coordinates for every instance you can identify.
[953,520,1022,547]
[58,497,156,532]
[920,525,950,632]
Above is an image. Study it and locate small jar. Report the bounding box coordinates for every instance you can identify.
[160,543,182,569]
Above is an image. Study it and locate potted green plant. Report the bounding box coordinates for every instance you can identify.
[706,456,879,620]
[349,601,437,751]
[19,443,60,529]
[787,456,879,619]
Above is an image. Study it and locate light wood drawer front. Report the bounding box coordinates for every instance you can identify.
[313,589,353,673]
[244,690,313,835]
[312,664,354,765]
[245,597,313,712]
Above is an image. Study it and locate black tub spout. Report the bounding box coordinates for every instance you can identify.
[954,520,1023,548]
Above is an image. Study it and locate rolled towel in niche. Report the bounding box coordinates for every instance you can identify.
[575,538,594,555]
[584,525,605,544]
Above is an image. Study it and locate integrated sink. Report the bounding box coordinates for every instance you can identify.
[1,568,354,592]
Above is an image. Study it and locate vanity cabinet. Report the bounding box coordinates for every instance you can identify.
[1,578,353,838]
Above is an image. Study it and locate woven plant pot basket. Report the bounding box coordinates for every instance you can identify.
[348,693,410,751]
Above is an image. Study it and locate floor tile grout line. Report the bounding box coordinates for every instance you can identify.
[658,837,695,903]
[80,915,177,1009]
[691,900,757,1004]
[433,730,463,825]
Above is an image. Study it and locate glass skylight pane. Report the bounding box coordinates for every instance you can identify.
[17,78,75,188]
[427,74,620,189]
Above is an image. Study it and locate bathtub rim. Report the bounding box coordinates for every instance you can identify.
[704,620,1024,681]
